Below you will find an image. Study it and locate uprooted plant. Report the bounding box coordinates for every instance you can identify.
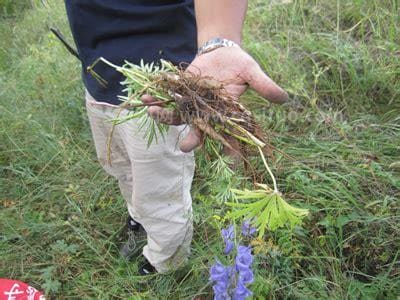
[88,58,309,237]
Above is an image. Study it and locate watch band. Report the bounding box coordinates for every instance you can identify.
[197,37,239,56]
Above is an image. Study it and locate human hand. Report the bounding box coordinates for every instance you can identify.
[142,46,288,153]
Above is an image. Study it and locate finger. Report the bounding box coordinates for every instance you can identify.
[141,94,171,108]
[141,94,183,125]
[244,64,289,103]
[223,84,246,100]
[147,106,183,125]
[141,94,158,104]
[179,127,202,152]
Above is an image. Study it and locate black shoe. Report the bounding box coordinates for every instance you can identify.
[138,259,156,276]
[127,217,143,231]
[119,217,147,260]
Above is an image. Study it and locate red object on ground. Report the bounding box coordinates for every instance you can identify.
[0,279,45,300]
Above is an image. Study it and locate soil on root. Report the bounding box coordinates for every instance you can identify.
[148,71,271,158]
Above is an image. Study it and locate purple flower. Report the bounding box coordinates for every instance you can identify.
[233,280,252,300]
[210,261,230,298]
[224,240,234,255]
[241,220,256,237]
[213,282,229,294]
[238,268,254,285]
[214,293,230,300]
[235,245,253,272]
[221,224,234,255]
[210,261,229,283]
[221,224,234,240]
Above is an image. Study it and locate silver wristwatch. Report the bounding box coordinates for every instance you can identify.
[197,37,239,56]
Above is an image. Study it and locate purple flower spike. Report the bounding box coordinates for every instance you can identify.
[233,280,253,300]
[241,220,256,237]
[221,224,235,255]
[210,225,255,299]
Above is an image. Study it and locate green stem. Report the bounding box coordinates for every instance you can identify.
[226,119,266,148]
[222,128,255,145]
[98,57,120,70]
[257,146,278,193]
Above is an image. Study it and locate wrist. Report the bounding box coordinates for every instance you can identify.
[197,31,241,46]
[197,37,240,56]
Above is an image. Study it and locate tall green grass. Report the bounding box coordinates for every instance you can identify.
[1,0,399,298]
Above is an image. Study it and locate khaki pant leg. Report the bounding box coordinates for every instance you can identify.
[85,93,138,220]
[85,91,195,273]
[118,119,195,273]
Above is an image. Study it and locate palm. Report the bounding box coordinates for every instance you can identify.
[186,46,287,102]
[144,46,288,152]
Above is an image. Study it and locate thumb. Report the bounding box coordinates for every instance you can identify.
[244,63,289,103]
[179,127,202,153]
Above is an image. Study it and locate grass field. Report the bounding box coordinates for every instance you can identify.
[0,0,399,299]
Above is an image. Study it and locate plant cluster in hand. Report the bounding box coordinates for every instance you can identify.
[90,58,309,237]
[90,58,267,154]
